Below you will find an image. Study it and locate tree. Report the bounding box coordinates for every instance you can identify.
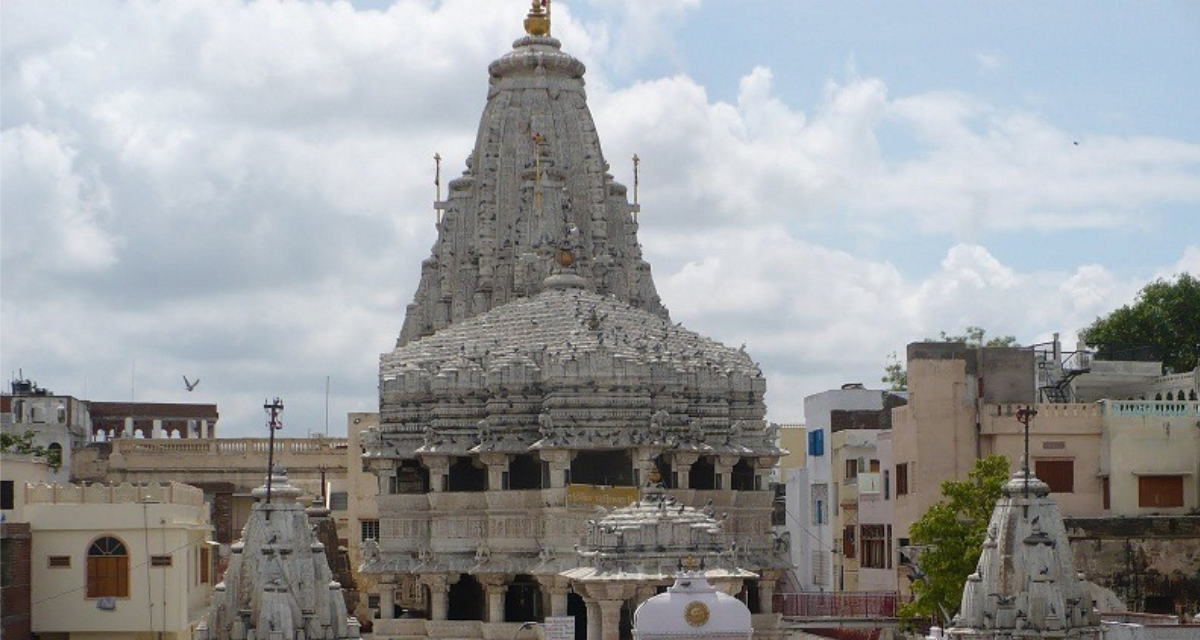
[0,429,62,470]
[1080,273,1200,374]
[881,327,1019,391]
[898,454,1009,627]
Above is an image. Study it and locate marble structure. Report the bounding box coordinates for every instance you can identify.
[940,461,1102,639]
[633,571,753,640]
[362,3,785,638]
[198,467,360,640]
[563,472,759,639]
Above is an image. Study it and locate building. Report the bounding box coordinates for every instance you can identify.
[1,378,90,483]
[892,337,1200,613]
[361,5,786,638]
[23,481,212,640]
[800,385,904,592]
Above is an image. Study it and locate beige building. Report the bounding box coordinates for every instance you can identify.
[23,481,212,640]
[345,411,382,624]
[892,340,1200,548]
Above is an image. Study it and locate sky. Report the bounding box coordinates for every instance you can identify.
[3,0,1198,437]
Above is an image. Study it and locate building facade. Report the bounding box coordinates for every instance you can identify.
[23,481,212,640]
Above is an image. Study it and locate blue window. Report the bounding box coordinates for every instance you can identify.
[808,429,825,456]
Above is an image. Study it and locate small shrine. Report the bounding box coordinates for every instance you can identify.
[197,465,360,640]
[938,460,1101,639]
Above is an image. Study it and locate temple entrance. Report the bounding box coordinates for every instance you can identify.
[567,592,588,640]
[448,574,485,620]
[447,456,487,492]
[504,574,543,621]
[508,454,543,490]
[731,458,756,490]
[571,450,633,486]
[689,456,716,490]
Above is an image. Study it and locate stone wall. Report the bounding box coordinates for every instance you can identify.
[1,522,32,640]
[1065,516,1200,617]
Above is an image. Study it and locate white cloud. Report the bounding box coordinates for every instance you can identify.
[2,0,1196,432]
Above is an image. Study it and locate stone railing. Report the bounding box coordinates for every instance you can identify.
[992,403,1102,418]
[25,480,204,507]
[111,437,348,456]
[1101,400,1200,417]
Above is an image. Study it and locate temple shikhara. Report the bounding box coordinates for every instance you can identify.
[360,1,786,636]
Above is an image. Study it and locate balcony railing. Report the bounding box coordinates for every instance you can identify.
[774,591,900,618]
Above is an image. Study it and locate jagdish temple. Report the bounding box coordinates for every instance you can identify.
[360,2,787,638]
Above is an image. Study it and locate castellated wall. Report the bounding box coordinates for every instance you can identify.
[1065,516,1200,617]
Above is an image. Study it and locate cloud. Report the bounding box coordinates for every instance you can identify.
[2,0,1196,432]
[976,52,1003,72]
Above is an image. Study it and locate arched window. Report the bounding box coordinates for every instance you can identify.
[87,536,129,597]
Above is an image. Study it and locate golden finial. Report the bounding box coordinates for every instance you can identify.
[524,0,550,37]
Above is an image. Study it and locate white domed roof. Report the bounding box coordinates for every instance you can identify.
[634,572,752,639]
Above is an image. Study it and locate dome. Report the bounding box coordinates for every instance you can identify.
[634,572,752,639]
[378,284,771,458]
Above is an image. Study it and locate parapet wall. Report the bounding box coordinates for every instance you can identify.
[1065,516,1200,617]
[24,480,204,507]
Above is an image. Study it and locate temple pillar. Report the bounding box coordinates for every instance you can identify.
[597,599,623,640]
[538,450,571,489]
[479,453,509,491]
[375,460,396,495]
[758,570,780,614]
[124,416,133,438]
[153,418,163,439]
[717,455,739,491]
[538,576,570,616]
[377,582,396,619]
[422,455,450,493]
[585,599,600,640]
[673,452,699,489]
[201,419,210,438]
[480,574,508,622]
[420,574,452,621]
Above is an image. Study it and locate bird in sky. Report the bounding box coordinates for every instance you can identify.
[182,375,200,392]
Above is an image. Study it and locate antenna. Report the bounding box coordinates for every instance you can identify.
[632,153,641,222]
[263,397,284,518]
[324,376,330,437]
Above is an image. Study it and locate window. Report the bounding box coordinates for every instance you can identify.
[360,519,380,542]
[883,470,891,500]
[844,459,859,482]
[199,545,210,584]
[1138,475,1184,508]
[1,480,13,510]
[869,459,880,472]
[861,524,891,569]
[87,536,129,598]
[808,429,825,456]
[328,491,349,511]
[895,463,909,496]
[150,555,173,567]
[1102,477,1110,510]
[48,555,71,568]
[811,484,827,526]
[1035,459,1074,493]
[842,525,856,559]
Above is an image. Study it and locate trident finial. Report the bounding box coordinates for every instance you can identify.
[632,153,641,221]
[524,0,550,36]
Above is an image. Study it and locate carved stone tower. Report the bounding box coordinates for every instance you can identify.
[364,4,786,638]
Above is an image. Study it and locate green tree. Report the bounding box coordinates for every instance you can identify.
[881,327,1019,391]
[0,429,61,470]
[899,454,1010,627]
[1080,273,1200,374]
